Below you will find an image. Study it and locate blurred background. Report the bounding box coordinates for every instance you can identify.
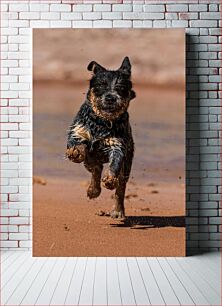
[34,29,185,88]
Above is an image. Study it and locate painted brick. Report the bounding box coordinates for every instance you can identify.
[172,20,188,28]
[153,20,171,28]
[208,44,221,52]
[9,115,30,123]
[132,20,143,28]
[41,12,60,20]
[50,21,72,28]
[190,20,218,28]
[102,12,122,19]
[83,12,102,20]
[1,138,18,146]
[18,227,29,234]
[113,20,132,28]
[50,4,71,12]
[19,241,31,248]
[1,170,18,178]
[179,13,198,20]
[1,28,19,36]
[1,225,18,233]
[0,241,18,248]
[73,4,92,12]
[1,4,8,12]
[209,4,219,12]
[112,4,132,12]
[133,5,143,12]
[93,20,112,28]
[1,123,18,131]
[142,20,152,28]
[9,233,29,240]
[209,60,221,68]
[189,4,207,12]
[8,36,30,44]
[199,36,217,44]
[143,5,165,12]
[1,209,19,216]
[19,12,40,20]
[94,4,111,12]
[29,4,49,12]
[123,12,164,20]
[209,217,222,225]
[9,4,29,12]
[166,5,188,12]
[61,12,82,20]
[8,20,29,28]
[30,21,50,28]
[165,13,178,20]
[72,20,93,28]
[200,12,221,20]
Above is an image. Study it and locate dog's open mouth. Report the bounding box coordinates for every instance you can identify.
[102,106,116,113]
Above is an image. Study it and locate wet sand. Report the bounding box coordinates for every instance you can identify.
[33,82,185,257]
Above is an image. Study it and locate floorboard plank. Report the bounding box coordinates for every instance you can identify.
[107,257,122,306]
[157,258,195,305]
[50,257,77,305]
[78,257,96,305]
[117,257,136,305]
[184,257,220,294]
[2,252,22,273]
[0,251,14,263]
[65,257,87,306]
[1,256,36,305]
[127,258,150,305]
[137,258,165,305]
[35,258,67,305]
[1,252,30,289]
[147,258,179,305]
[167,258,210,305]
[195,253,220,274]
[176,257,221,305]
[21,258,56,305]
[93,257,107,306]
[5,257,46,306]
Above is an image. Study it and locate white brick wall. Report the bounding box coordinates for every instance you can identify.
[0,0,221,254]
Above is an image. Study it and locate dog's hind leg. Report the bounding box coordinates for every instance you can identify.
[111,148,133,219]
[85,163,103,199]
[111,172,126,219]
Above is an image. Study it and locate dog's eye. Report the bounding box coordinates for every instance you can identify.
[98,82,107,88]
[115,86,127,93]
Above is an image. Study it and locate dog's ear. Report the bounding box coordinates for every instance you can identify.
[130,90,136,100]
[119,56,131,76]
[87,61,106,74]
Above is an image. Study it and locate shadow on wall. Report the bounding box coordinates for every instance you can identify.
[186,34,202,256]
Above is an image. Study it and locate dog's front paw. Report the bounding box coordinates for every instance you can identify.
[110,210,125,219]
[66,144,86,163]
[102,174,118,190]
[87,185,101,199]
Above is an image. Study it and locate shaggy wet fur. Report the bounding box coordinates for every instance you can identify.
[66,57,136,218]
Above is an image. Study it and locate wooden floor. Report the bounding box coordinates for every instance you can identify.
[1,251,221,306]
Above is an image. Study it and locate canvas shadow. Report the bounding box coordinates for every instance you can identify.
[110,215,185,230]
[186,34,211,256]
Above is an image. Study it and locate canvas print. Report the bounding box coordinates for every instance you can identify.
[33,29,185,256]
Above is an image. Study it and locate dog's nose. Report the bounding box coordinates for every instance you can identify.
[105,94,116,103]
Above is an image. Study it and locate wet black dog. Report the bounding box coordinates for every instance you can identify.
[66,57,136,218]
